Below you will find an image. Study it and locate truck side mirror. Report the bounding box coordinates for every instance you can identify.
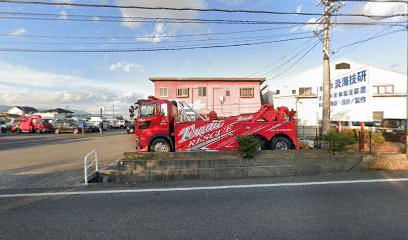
[129,106,134,113]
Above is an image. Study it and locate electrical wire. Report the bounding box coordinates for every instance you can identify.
[247,37,317,78]
[332,29,405,54]
[0,15,405,26]
[0,10,406,20]
[0,35,316,53]
[266,40,321,81]
[0,25,303,39]
[0,32,313,46]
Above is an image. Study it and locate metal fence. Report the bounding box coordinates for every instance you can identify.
[297,126,320,139]
[84,149,98,185]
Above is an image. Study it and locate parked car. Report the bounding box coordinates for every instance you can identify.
[379,118,406,142]
[343,121,381,132]
[53,119,83,134]
[0,120,6,133]
[126,122,135,134]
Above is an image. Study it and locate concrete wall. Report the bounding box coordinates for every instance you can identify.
[113,151,362,183]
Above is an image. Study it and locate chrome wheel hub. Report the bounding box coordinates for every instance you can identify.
[154,143,168,152]
[276,142,288,150]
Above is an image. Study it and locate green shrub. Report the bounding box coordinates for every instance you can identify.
[340,129,385,146]
[236,135,261,159]
[322,130,356,153]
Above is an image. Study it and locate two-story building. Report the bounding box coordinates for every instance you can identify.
[262,59,407,127]
[150,77,265,117]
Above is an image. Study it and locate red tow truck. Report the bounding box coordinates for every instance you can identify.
[129,96,299,152]
[12,114,53,134]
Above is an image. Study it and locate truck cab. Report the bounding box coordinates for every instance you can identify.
[13,115,53,133]
[131,97,178,152]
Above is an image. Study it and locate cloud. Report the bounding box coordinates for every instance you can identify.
[335,1,406,31]
[116,0,206,38]
[302,18,321,32]
[290,26,298,33]
[58,10,68,20]
[109,61,144,72]
[9,27,26,36]
[135,22,168,43]
[295,4,302,14]
[0,61,146,113]
[215,0,247,6]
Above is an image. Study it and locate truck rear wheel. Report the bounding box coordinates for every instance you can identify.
[55,129,60,134]
[150,138,171,152]
[16,128,22,133]
[270,136,293,150]
[35,128,41,134]
[73,129,79,135]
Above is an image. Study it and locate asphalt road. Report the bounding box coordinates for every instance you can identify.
[1,172,408,240]
[0,130,135,189]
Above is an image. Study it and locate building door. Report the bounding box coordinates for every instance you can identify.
[212,88,224,116]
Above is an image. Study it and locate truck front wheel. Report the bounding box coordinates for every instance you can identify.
[35,128,41,134]
[270,136,293,150]
[150,138,171,152]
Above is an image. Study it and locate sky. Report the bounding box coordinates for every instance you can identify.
[0,0,406,114]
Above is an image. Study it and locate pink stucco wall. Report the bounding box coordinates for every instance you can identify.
[153,80,262,117]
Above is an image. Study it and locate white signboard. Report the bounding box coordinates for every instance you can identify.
[318,68,371,122]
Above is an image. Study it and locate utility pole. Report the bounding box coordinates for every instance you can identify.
[405,0,408,153]
[322,0,331,134]
[112,104,115,117]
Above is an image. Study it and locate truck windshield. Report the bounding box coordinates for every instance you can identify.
[140,104,156,118]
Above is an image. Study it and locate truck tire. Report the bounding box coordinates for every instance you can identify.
[73,129,79,135]
[16,128,22,133]
[270,136,293,150]
[35,128,41,134]
[55,129,60,134]
[150,138,171,152]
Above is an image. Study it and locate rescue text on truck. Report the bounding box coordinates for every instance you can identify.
[129,96,299,152]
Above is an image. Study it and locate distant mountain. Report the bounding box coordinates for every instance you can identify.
[70,109,91,115]
[0,105,11,112]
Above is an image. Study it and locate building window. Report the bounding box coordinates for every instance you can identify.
[373,85,394,94]
[176,88,189,97]
[299,87,312,96]
[198,87,207,97]
[159,87,168,97]
[292,90,296,94]
[240,88,254,97]
[226,90,230,96]
[275,90,280,95]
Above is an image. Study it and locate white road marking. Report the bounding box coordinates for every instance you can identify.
[1,178,408,198]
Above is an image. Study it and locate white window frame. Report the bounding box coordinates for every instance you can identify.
[176,88,189,98]
[198,87,207,97]
[159,87,168,97]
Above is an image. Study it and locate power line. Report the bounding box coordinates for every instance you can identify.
[332,29,405,54]
[0,25,302,39]
[0,0,407,15]
[260,38,320,78]
[341,0,407,2]
[0,35,315,53]
[248,37,317,78]
[0,0,367,14]
[0,32,313,46]
[267,40,320,81]
[0,15,405,26]
[0,10,406,20]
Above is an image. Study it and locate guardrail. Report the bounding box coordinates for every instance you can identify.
[84,149,98,185]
